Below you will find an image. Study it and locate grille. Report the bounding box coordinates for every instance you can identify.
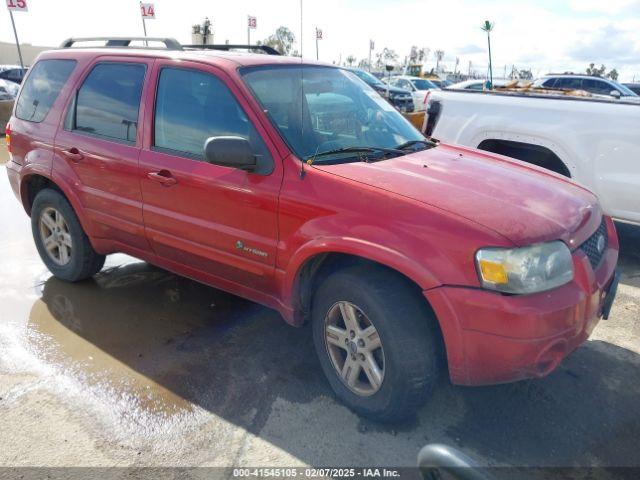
[578,218,608,270]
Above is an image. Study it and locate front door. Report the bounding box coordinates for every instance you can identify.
[138,61,283,295]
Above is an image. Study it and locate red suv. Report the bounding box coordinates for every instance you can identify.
[5,38,619,420]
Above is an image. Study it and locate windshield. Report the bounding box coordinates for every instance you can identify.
[350,69,385,87]
[613,81,638,97]
[241,65,425,161]
[411,78,438,90]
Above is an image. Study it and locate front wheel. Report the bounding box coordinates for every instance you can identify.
[312,265,442,421]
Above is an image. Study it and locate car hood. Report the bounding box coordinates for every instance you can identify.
[314,144,601,247]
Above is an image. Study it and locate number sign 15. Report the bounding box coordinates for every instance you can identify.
[6,0,28,12]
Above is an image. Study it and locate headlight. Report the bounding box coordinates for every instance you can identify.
[475,241,573,294]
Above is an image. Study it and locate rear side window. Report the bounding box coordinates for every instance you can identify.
[73,63,146,142]
[554,78,582,90]
[15,59,76,123]
[153,67,272,163]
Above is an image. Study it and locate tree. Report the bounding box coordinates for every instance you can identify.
[481,21,494,88]
[518,69,533,80]
[358,58,370,70]
[346,55,356,67]
[375,48,399,68]
[586,63,607,77]
[586,63,618,80]
[261,26,296,55]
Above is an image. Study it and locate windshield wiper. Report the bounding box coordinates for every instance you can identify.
[395,139,437,151]
[307,146,404,163]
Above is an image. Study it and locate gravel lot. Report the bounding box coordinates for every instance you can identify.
[1,144,639,477]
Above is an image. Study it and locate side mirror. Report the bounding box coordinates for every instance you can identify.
[610,90,621,99]
[204,136,256,172]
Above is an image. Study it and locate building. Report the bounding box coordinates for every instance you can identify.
[0,41,53,67]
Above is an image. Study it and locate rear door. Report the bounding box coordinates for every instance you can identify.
[54,58,152,253]
[138,60,283,294]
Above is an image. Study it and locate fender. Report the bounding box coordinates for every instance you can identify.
[19,167,96,240]
[468,130,576,177]
[281,235,442,315]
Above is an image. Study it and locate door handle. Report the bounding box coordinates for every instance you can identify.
[62,147,84,163]
[147,170,178,187]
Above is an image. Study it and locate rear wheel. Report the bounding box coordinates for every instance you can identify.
[31,189,105,282]
[312,265,442,421]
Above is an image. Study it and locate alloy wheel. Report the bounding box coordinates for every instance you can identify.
[324,301,385,396]
[39,207,73,266]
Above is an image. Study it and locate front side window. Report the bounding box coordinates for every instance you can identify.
[154,67,272,163]
[582,78,611,95]
[15,59,76,123]
[242,65,424,161]
[73,63,146,142]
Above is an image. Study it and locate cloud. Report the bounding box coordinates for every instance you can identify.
[458,44,484,55]
[567,25,640,66]
[569,0,639,14]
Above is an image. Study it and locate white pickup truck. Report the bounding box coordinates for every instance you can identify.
[424,90,640,224]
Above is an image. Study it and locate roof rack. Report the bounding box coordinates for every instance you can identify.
[182,44,280,55]
[59,37,280,55]
[60,37,183,50]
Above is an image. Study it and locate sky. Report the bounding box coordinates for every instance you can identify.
[1,0,639,81]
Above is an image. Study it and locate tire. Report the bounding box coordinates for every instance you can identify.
[31,188,105,282]
[312,265,442,421]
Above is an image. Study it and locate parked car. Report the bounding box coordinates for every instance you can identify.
[532,74,640,102]
[448,79,507,91]
[427,78,453,89]
[424,88,640,224]
[347,67,414,113]
[0,67,28,84]
[0,78,19,100]
[387,75,440,111]
[624,83,640,95]
[6,37,619,421]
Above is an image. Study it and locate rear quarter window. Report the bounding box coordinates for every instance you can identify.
[15,59,76,123]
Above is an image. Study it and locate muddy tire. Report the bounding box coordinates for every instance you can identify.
[311,265,441,421]
[31,188,105,282]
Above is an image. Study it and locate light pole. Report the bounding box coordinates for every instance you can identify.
[368,40,374,72]
[481,20,494,89]
[315,28,322,60]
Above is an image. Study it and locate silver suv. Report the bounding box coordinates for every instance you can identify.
[533,74,640,101]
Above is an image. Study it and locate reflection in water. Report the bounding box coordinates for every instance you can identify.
[26,261,323,432]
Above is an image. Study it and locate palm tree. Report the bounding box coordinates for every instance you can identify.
[481,20,494,89]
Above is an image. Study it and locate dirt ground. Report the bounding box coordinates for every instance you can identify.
[1,144,639,477]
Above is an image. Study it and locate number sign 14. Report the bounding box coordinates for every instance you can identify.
[140,3,155,19]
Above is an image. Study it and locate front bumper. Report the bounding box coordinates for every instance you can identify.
[425,217,619,386]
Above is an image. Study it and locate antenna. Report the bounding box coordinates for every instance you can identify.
[299,0,306,179]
